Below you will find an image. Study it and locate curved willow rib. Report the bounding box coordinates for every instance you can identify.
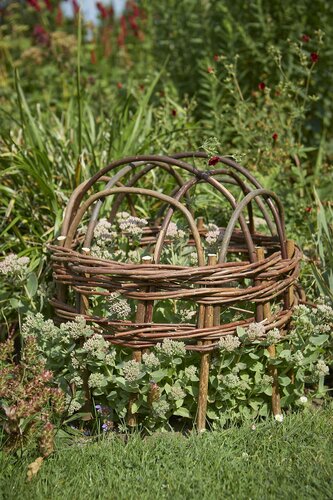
[64,187,205,266]
[219,189,286,263]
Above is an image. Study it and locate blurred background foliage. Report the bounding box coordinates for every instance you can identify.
[0,0,332,324]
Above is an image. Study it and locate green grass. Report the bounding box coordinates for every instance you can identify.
[1,407,333,500]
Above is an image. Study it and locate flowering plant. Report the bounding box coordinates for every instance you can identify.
[0,335,65,456]
[0,253,40,331]
[20,298,333,432]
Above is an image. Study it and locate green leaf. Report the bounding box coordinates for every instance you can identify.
[309,335,329,346]
[9,298,23,309]
[150,370,168,383]
[27,272,38,297]
[278,376,291,387]
[131,402,140,414]
[174,407,191,418]
[206,409,219,420]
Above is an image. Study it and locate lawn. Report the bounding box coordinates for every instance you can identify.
[1,407,333,500]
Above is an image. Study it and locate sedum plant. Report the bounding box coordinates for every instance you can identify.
[19,298,333,433]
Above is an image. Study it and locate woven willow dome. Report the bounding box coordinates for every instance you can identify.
[50,152,302,429]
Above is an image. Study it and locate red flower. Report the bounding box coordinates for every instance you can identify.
[208,156,220,166]
[129,16,139,36]
[207,66,214,74]
[72,0,79,15]
[27,0,41,11]
[302,34,310,42]
[310,52,319,63]
[96,2,108,19]
[117,15,127,46]
[43,0,52,11]
[128,1,140,17]
[33,25,49,45]
[117,82,123,89]
[258,82,266,91]
[171,109,177,117]
[213,54,219,62]
[272,132,278,141]
[305,207,312,213]
[56,5,63,25]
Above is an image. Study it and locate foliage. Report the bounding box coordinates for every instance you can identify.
[19,299,333,432]
[310,194,333,302]
[0,336,65,456]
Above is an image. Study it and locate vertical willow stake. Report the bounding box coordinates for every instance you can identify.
[197,253,217,431]
[256,247,281,416]
[286,240,296,384]
[127,255,153,427]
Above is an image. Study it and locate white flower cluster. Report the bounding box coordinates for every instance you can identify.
[261,374,273,387]
[152,399,169,418]
[142,352,160,370]
[94,218,115,241]
[70,352,82,370]
[122,360,142,382]
[69,375,83,387]
[117,212,148,238]
[108,292,131,320]
[205,223,220,246]
[266,328,281,344]
[155,338,187,357]
[91,218,116,260]
[105,350,117,366]
[90,245,114,261]
[169,385,186,401]
[185,365,198,379]
[246,322,265,341]
[315,359,330,376]
[178,305,196,323]
[218,335,241,352]
[60,316,94,340]
[65,395,82,415]
[0,254,30,276]
[190,252,198,265]
[22,313,58,340]
[88,372,108,389]
[316,303,333,323]
[292,350,304,366]
[166,221,186,240]
[82,334,109,359]
[299,395,308,405]
[223,373,240,388]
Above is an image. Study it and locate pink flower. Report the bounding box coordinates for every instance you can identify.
[117,82,123,89]
[258,82,266,91]
[208,156,220,166]
[272,132,278,141]
[207,66,214,74]
[310,52,319,63]
[213,54,219,62]
[27,0,41,11]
